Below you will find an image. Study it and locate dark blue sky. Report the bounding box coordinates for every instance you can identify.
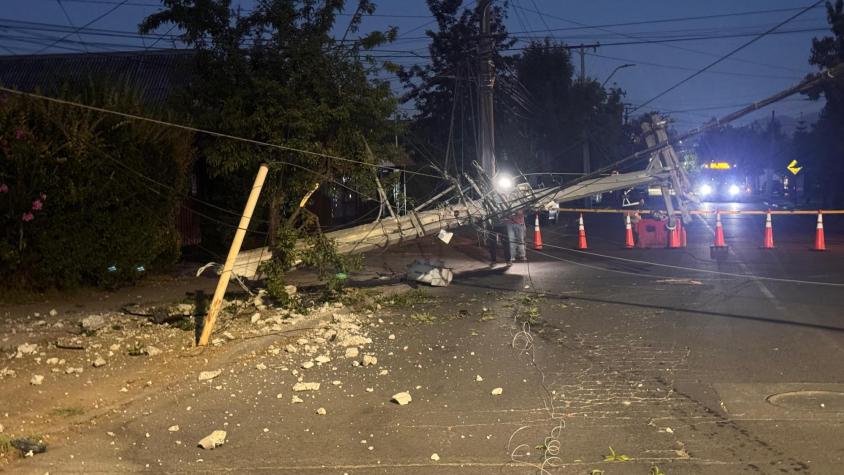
[1,0,833,130]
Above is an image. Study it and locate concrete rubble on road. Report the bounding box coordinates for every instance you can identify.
[292,382,320,392]
[198,370,222,381]
[491,387,503,395]
[391,391,412,405]
[197,430,227,449]
[81,314,107,332]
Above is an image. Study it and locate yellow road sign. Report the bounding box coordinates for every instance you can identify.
[787,160,802,175]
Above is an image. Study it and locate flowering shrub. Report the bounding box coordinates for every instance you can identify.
[0,85,193,290]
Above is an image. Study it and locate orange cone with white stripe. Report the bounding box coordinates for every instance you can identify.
[762,210,774,249]
[713,210,726,247]
[668,220,681,248]
[812,210,826,251]
[624,214,634,249]
[533,212,543,250]
[578,213,588,249]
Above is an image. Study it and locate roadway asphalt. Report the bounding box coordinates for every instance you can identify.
[17,201,844,474]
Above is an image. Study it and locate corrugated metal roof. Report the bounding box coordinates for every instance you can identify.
[0,49,195,104]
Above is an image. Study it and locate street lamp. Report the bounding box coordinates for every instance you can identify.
[601,63,635,88]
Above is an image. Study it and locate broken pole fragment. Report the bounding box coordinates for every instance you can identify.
[198,163,269,347]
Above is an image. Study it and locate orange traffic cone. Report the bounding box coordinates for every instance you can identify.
[533,212,543,250]
[713,210,726,247]
[668,220,681,248]
[680,220,687,247]
[578,213,588,249]
[624,214,635,249]
[762,210,774,249]
[812,210,827,251]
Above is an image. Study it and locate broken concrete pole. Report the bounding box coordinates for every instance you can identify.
[197,430,227,449]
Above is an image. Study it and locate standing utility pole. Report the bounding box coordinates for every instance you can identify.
[478,0,496,178]
[576,43,598,205]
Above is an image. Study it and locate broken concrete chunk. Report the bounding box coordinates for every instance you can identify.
[344,347,359,359]
[391,392,412,406]
[30,374,44,385]
[362,355,378,367]
[431,453,440,461]
[198,370,222,381]
[142,346,162,357]
[49,309,59,317]
[491,387,503,396]
[16,343,38,358]
[475,375,484,382]
[301,361,314,369]
[168,425,180,432]
[406,260,453,287]
[388,334,396,340]
[315,355,331,364]
[316,407,327,415]
[81,314,107,332]
[197,430,227,449]
[284,344,298,354]
[255,363,267,371]
[292,382,320,392]
[65,367,83,375]
[291,395,303,404]
[250,313,261,324]
[46,357,59,365]
[92,357,107,368]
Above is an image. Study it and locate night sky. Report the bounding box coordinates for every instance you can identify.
[1,0,833,131]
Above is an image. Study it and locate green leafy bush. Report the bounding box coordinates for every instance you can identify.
[0,84,192,291]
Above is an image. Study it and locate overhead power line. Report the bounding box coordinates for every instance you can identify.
[33,0,129,54]
[0,86,442,179]
[631,1,825,113]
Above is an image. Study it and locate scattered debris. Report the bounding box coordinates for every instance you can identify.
[197,430,227,450]
[285,344,298,354]
[81,314,107,332]
[168,425,180,432]
[430,453,440,461]
[491,387,503,396]
[345,347,359,359]
[255,363,267,371]
[142,346,162,357]
[316,407,327,415]
[293,382,320,392]
[391,392,412,405]
[475,375,484,382]
[92,356,107,368]
[301,361,315,369]
[49,309,58,317]
[10,437,47,456]
[198,370,222,381]
[315,355,331,364]
[30,374,44,385]
[15,343,38,358]
[65,367,83,375]
[362,354,378,367]
[388,334,396,340]
[406,260,453,287]
[291,396,303,404]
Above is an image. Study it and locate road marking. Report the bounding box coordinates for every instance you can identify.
[694,215,786,312]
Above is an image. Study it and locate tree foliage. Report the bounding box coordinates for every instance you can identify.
[140,0,403,241]
[803,0,844,205]
[0,85,192,291]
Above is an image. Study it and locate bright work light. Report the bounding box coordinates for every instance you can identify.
[495,174,513,192]
[698,184,712,197]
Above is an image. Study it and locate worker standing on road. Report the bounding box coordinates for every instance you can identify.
[506,208,527,264]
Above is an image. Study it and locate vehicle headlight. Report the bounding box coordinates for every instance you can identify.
[698,184,712,196]
[728,184,740,196]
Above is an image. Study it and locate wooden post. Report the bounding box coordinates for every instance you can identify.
[197,163,269,346]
